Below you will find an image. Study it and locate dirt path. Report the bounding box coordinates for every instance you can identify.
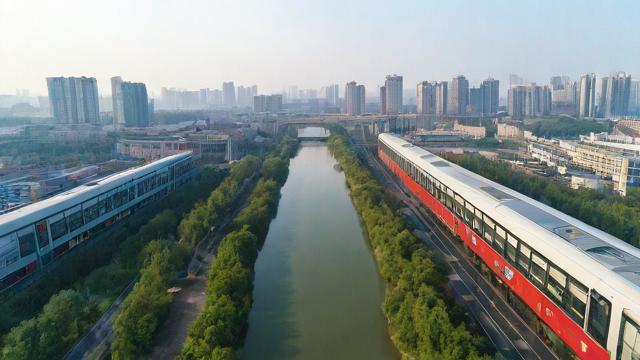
[144,272,210,359]
[144,176,258,359]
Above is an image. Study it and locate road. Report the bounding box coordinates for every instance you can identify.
[361,141,558,360]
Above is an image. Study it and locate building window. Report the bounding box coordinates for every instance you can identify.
[67,211,84,232]
[50,217,68,241]
[35,221,50,248]
[17,229,37,258]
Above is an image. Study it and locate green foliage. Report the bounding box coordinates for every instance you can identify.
[1,290,99,360]
[450,153,640,248]
[232,179,281,243]
[327,133,493,359]
[178,156,260,247]
[111,242,181,360]
[260,156,289,185]
[271,135,299,159]
[526,117,612,139]
[0,136,114,168]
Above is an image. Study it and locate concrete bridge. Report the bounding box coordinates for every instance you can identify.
[268,114,439,137]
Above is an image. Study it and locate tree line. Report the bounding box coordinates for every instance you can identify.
[178,156,261,247]
[525,117,612,139]
[450,153,640,248]
[327,133,493,360]
[0,169,225,359]
[178,146,294,359]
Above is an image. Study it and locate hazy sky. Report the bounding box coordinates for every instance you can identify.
[1,0,639,96]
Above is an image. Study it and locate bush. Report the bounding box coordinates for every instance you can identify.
[178,155,260,247]
[1,290,99,360]
[111,242,181,359]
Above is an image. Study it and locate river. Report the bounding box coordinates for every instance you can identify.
[241,141,399,360]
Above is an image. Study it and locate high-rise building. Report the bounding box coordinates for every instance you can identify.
[253,94,283,113]
[112,77,150,127]
[379,86,386,115]
[111,77,124,126]
[345,81,365,116]
[287,85,298,102]
[417,81,436,114]
[604,72,632,118]
[222,81,236,107]
[630,81,640,116]
[550,76,571,90]
[325,84,339,106]
[509,74,524,87]
[447,75,469,115]
[578,73,596,118]
[480,77,500,115]
[550,77,577,109]
[199,88,209,106]
[508,83,551,118]
[384,75,403,114]
[594,77,609,118]
[469,87,482,114]
[47,76,100,124]
[237,85,258,108]
[435,81,448,115]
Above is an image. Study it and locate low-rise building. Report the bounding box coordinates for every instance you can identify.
[453,121,486,139]
[116,132,231,163]
[496,123,523,138]
[572,144,640,195]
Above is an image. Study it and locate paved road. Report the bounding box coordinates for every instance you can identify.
[363,144,558,360]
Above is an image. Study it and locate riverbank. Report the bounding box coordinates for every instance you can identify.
[178,141,297,359]
[240,142,398,360]
[327,133,493,359]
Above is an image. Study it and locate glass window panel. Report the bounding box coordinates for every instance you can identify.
[17,229,36,258]
[530,252,547,287]
[483,216,494,244]
[67,211,84,232]
[564,279,587,325]
[506,233,518,264]
[587,290,610,348]
[50,217,68,240]
[473,209,483,232]
[517,242,531,274]
[546,265,566,304]
[35,220,50,248]
[454,194,464,216]
[494,225,506,253]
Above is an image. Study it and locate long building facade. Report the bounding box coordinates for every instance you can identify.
[508,84,551,118]
[0,152,194,291]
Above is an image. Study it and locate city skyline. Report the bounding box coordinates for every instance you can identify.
[1,0,639,96]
